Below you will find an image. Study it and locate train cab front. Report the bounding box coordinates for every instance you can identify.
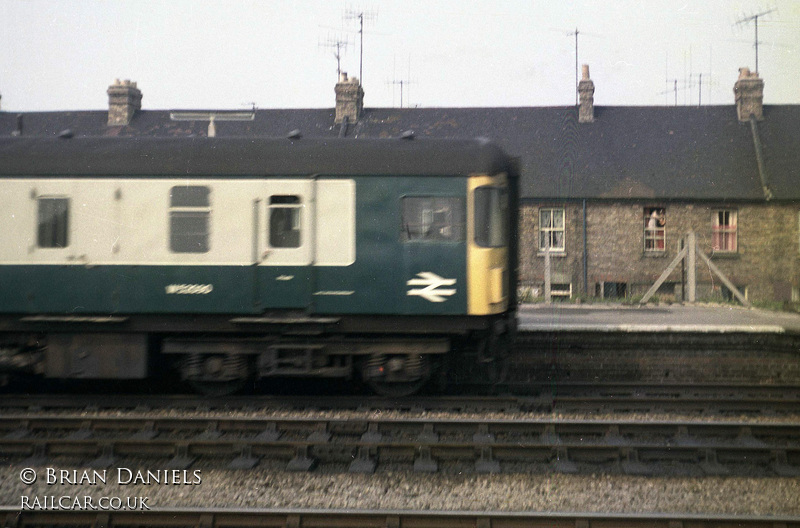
[467,172,516,379]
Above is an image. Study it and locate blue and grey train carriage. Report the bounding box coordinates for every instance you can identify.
[0,136,519,394]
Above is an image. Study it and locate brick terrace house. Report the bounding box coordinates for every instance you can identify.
[1,69,799,303]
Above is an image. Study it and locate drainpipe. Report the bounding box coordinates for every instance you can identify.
[338,115,349,138]
[749,115,773,201]
[582,199,588,296]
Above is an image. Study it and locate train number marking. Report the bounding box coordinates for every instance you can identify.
[407,272,456,303]
[165,284,214,295]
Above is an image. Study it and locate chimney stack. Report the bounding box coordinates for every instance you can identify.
[107,79,142,126]
[335,72,364,124]
[734,68,764,122]
[578,64,595,123]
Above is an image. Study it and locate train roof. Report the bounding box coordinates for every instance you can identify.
[0,137,518,178]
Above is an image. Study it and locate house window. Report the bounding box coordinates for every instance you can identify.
[551,283,572,299]
[269,195,302,248]
[712,210,737,252]
[596,281,627,299]
[37,197,70,248]
[644,207,666,251]
[402,197,464,242]
[539,208,565,251]
[169,186,210,253]
[722,284,748,302]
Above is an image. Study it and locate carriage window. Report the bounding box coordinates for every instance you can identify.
[169,186,210,253]
[269,195,301,248]
[474,186,508,248]
[37,197,70,248]
[402,197,465,242]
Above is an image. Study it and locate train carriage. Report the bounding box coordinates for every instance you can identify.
[0,136,518,394]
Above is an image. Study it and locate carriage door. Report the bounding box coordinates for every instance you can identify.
[253,179,315,309]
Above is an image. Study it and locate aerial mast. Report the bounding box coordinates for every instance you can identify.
[387,56,416,108]
[344,8,378,86]
[735,8,776,73]
[320,34,352,76]
[568,28,579,106]
[554,27,601,105]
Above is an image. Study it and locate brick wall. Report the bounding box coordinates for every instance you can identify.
[519,201,800,302]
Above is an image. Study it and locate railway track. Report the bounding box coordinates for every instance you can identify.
[2,383,799,416]
[535,382,800,415]
[2,507,800,528]
[0,393,521,414]
[3,413,799,476]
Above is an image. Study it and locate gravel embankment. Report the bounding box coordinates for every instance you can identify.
[3,404,798,514]
[2,459,799,514]
[4,407,798,424]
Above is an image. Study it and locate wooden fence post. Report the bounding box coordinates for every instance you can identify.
[687,231,696,302]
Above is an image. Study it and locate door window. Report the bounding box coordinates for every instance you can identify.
[269,195,302,248]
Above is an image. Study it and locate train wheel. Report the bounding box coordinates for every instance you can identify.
[362,354,431,397]
[182,354,250,396]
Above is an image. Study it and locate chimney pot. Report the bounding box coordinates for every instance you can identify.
[581,64,590,81]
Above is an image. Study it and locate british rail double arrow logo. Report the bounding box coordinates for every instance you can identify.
[406,272,457,303]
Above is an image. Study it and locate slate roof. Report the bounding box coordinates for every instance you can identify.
[0,137,516,179]
[1,104,798,201]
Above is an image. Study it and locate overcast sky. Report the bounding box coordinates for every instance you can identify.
[1,0,798,112]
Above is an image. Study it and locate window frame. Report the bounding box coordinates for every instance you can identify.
[538,207,565,252]
[473,185,509,248]
[712,209,738,253]
[643,207,666,253]
[400,195,465,243]
[268,194,303,249]
[169,186,211,254]
[36,196,70,249]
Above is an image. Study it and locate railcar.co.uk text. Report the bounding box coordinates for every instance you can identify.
[18,467,203,511]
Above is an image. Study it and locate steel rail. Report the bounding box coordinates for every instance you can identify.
[518,382,800,414]
[528,381,800,397]
[2,507,800,528]
[4,413,800,434]
[547,396,800,414]
[1,383,798,415]
[0,393,525,413]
